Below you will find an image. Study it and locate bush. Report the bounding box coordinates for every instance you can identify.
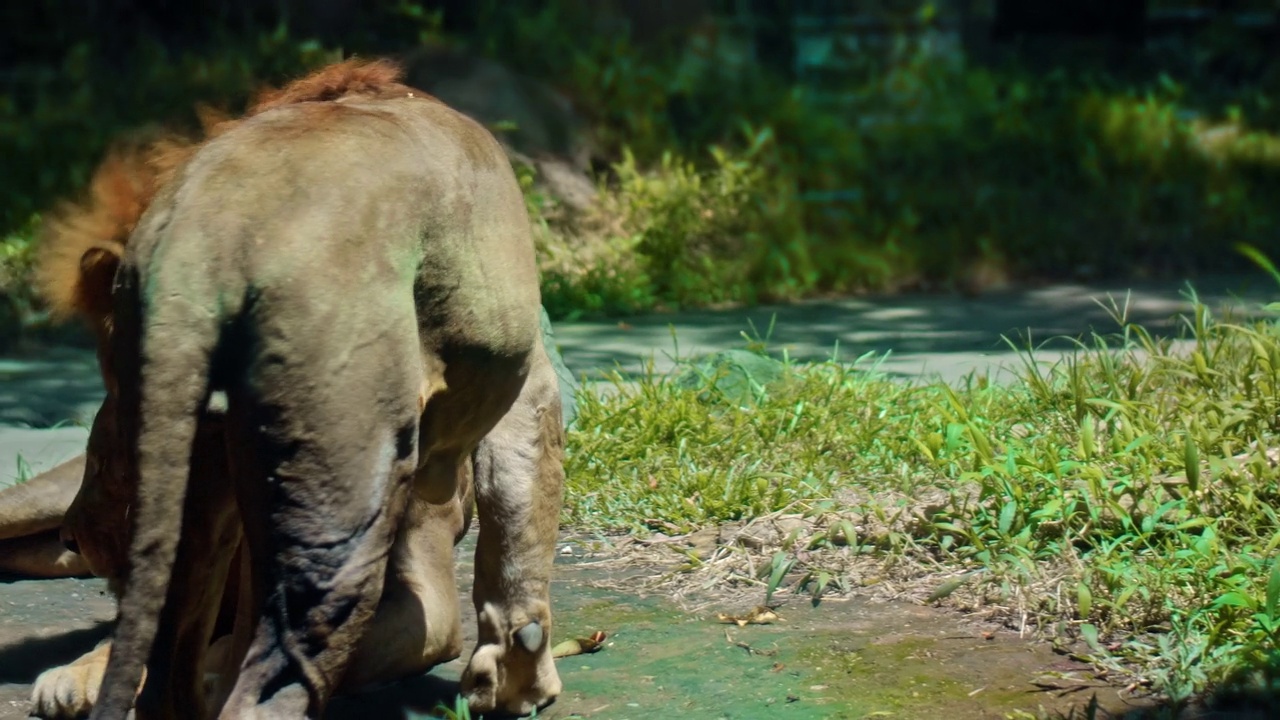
[527,44,1280,319]
[6,4,1280,328]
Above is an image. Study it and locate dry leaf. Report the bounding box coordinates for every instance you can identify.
[551,630,608,658]
[716,605,781,627]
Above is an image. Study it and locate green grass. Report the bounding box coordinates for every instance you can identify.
[10,453,33,485]
[562,289,1280,708]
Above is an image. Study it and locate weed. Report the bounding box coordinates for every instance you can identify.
[13,454,32,484]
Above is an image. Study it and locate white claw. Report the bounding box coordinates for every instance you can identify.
[515,621,544,653]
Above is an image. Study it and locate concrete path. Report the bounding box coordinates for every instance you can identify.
[1,274,1273,487]
[552,274,1273,384]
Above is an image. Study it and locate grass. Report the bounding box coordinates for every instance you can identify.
[9,454,33,485]
[561,286,1280,709]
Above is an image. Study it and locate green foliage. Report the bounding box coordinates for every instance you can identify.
[0,27,336,237]
[532,134,781,319]
[0,217,40,344]
[518,28,1280,319]
[406,695,477,720]
[563,290,1280,701]
[0,217,38,306]
[7,1,1280,328]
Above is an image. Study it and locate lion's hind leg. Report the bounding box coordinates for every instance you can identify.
[0,531,90,578]
[0,455,91,579]
[133,420,241,720]
[461,346,565,716]
[216,318,427,719]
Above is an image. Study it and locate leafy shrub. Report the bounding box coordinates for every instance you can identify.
[526,36,1280,319]
[534,133,789,318]
[8,3,1280,329]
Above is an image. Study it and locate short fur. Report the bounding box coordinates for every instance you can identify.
[15,60,475,720]
[34,59,428,335]
[0,458,91,578]
[32,58,564,720]
[16,445,476,719]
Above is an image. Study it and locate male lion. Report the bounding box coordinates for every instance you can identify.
[32,58,564,720]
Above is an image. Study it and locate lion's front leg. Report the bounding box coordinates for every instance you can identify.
[461,349,565,716]
[31,640,147,719]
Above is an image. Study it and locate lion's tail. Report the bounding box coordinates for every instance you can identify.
[90,276,223,720]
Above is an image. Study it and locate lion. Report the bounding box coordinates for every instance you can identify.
[7,92,476,720]
[27,57,564,720]
[0,456,91,579]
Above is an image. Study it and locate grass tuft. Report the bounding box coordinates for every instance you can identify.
[563,288,1280,703]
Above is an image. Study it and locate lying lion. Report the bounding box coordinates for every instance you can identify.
[21,57,564,720]
[0,456,91,579]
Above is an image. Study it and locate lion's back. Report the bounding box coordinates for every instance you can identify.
[132,93,540,359]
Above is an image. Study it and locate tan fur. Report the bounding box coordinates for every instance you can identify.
[0,458,92,578]
[28,58,563,720]
[0,530,90,578]
[33,59,431,333]
[0,456,84,542]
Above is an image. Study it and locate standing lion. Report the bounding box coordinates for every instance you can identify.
[38,58,564,719]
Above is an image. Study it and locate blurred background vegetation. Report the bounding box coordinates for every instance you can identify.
[2,0,1280,333]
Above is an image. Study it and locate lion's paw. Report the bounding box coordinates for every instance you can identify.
[29,642,146,720]
[460,604,562,716]
[30,648,108,719]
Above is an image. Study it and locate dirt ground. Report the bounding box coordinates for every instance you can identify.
[1,533,1171,720]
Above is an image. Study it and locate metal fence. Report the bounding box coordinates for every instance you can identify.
[697,1,1277,87]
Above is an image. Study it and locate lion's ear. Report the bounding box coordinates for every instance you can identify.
[76,246,122,323]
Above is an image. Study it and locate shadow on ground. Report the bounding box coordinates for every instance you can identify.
[0,623,112,686]
[0,345,101,429]
[2,276,1272,441]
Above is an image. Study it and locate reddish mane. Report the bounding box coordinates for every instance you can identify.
[247,58,410,115]
[35,133,191,321]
